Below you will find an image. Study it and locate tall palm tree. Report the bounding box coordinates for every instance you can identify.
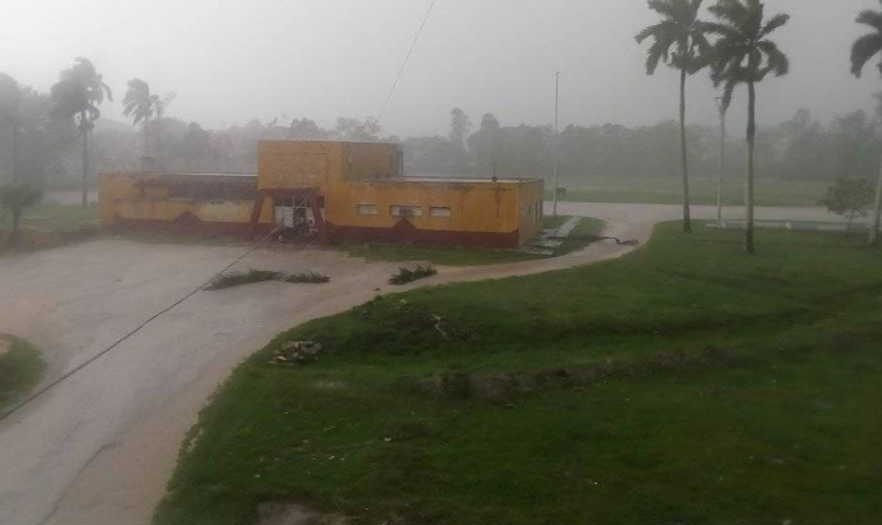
[123,78,156,169]
[707,0,789,254]
[850,1,882,245]
[50,57,112,208]
[636,0,712,234]
[0,74,21,183]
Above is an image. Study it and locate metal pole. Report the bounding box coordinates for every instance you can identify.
[552,71,560,217]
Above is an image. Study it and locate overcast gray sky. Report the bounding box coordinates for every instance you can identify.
[3,0,882,136]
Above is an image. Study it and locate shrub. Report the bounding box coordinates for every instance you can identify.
[206,269,331,290]
[285,272,331,284]
[389,265,437,285]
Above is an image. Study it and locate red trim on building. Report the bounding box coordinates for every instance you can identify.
[326,219,520,249]
[113,213,520,248]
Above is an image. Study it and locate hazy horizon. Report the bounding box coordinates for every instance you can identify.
[4,0,882,136]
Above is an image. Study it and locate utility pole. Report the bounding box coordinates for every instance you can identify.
[715,96,727,226]
[552,71,560,217]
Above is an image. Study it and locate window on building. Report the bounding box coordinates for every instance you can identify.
[429,206,451,218]
[390,205,423,218]
[356,204,378,216]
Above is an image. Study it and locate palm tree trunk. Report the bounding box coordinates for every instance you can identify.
[143,121,150,171]
[11,121,18,184]
[745,81,757,254]
[869,155,882,246]
[679,67,692,233]
[717,108,726,226]
[81,113,89,209]
[155,119,164,171]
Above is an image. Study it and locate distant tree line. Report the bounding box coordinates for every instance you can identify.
[402,106,882,187]
[1,71,880,194]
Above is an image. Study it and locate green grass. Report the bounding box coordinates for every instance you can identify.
[343,216,606,266]
[0,335,45,411]
[155,223,882,525]
[0,203,99,233]
[553,175,829,207]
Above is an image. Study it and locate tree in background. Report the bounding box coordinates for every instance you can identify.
[0,74,21,183]
[636,0,712,234]
[831,111,877,181]
[820,177,874,232]
[708,0,790,254]
[288,118,327,140]
[850,0,882,245]
[449,107,472,172]
[0,183,42,245]
[122,78,159,169]
[449,107,471,150]
[334,117,382,142]
[50,58,112,207]
[468,113,501,178]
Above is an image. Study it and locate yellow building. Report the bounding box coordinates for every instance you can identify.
[100,140,544,248]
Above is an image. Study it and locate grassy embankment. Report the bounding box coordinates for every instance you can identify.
[0,335,45,412]
[0,203,98,233]
[155,223,882,525]
[552,175,828,207]
[344,216,606,266]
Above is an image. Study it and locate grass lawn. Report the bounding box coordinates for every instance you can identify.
[553,175,829,207]
[0,203,99,233]
[0,335,45,412]
[155,223,882,525]
[342,216,606,266]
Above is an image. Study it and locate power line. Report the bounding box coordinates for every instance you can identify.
[0,227,281,424]
[377,0,439,122]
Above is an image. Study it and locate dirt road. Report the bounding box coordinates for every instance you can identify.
[0,203,842,525]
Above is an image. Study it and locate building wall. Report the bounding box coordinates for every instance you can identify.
[100,141,543,248]
[517,180,545,245]
[326,180,520,234]
[99,172,274,232]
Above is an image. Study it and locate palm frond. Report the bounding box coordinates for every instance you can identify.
[647,0,680,21]
[757,40,789,76]
[708,0,748,28]
[850,33,882,77]
[702,21,740,38]
[760,13,790,37]
[856,9,882,32]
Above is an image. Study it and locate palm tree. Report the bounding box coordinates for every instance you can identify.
[850,1,882,245]
[123,78,156,169]
[636,0,712,234]
[0,74,21,183]
[122,79,176,171]
[50,57,112,208]
[707,0,789,254]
